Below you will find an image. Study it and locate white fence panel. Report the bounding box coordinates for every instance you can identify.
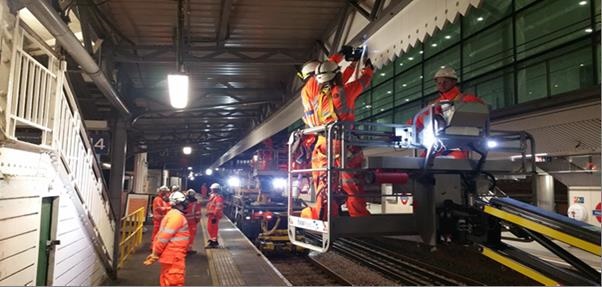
[5,22,116,274]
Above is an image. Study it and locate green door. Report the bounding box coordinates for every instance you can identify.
[36,197,54,285]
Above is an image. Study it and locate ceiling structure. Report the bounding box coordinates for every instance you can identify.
[71,0,352,169]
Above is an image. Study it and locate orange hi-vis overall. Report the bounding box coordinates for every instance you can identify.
[308,66,373,220]
[184,200,202,250]
[152,196,171,246]
[409,86,485,159]
[301,53,356,128]
[206,193,224,241]
[153,209,190,286]
[200,185,208,199]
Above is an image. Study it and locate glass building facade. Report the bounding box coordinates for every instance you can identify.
[289,0,600,131]
[355,0,601,125]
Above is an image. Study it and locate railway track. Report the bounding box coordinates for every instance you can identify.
[333,238,484,285]
[267,254,352,286]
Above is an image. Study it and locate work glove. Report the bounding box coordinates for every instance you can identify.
[364,58,374,70]
[143,253,159,265]
[339,45,353,58]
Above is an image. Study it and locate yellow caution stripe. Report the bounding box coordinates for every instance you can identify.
[480,246,559,286]
[484,205,601,255]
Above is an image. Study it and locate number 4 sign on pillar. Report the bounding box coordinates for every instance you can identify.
[90,132,111,156]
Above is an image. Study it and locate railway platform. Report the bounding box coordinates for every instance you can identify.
[111,213,290,286]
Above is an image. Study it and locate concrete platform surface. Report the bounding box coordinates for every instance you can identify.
[110,207,289,286]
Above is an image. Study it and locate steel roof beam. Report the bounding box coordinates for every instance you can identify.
[114,56,304,65]
[139,128,242,134]
[216,0,233,47]
[21,0,131,116]
[115,45,307,54]
[138,87,278,93]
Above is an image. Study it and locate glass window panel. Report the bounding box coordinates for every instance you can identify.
[593,0,602,30]
[372,111,393,131]
[515,0,591,60]
[423,46,460,95]
[423,92,440,105]
[463,69,515,110]
[517,62,547,103]
[424,22,460,59]
[463,0,512,37]
[463,19,514,80]
[549,46,593,96]
[393,102,421,124]
[371,79,394,113]
[515,0,539,10]
[596,41,602,83]
[394,65,422,105]
[372,61,394,86]
[395,44,423,74]
[354,92,371,121]
[288,119,305,132]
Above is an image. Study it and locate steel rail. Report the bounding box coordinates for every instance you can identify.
[328,237,485,286]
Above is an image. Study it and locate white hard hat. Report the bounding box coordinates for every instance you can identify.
[434,66,458,80]
[171,185,180,192]
[210,183,221,190]
[168,191,187,206]
[315,61,340,84]
[186,189,196,197]
[301,60,320,80]
[158,185,170,193]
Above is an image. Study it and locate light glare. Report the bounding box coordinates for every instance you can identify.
[421,125,436,148]
[168,74,189,109]
[182,146,192,155]
[272,178,287,189]
[228,176,241,187]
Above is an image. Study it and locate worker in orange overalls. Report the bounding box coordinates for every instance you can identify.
[184,189,202,254]
[205,183,224,248]
[301,58,374,220]
[144,191,190,286]
[200,183,208,199]
[300,47,359,129]
[409,66,485,159]
[151,186,171,249]
[298,48,363,220]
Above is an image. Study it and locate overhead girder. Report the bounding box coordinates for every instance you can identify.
[113,46,309,65]
[346,0,385,21]
[130,102,264,125]
[137,127,242,134]
[208,0,411,168]
[347,0,411,47]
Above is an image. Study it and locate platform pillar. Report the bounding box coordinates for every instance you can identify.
[534,173,555,212]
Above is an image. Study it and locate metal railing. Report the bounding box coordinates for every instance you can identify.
[118,207,146,268]
[5,19,116,270]
[287,116,536,252]
[6,47,57,147]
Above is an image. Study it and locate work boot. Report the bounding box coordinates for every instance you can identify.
[186,249,197,255]
[205,240,219,249]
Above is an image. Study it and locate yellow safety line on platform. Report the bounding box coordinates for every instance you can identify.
[481,246,559,286]
[483,205,601,255]
[200,207,220,286]
[200,207,244,286]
